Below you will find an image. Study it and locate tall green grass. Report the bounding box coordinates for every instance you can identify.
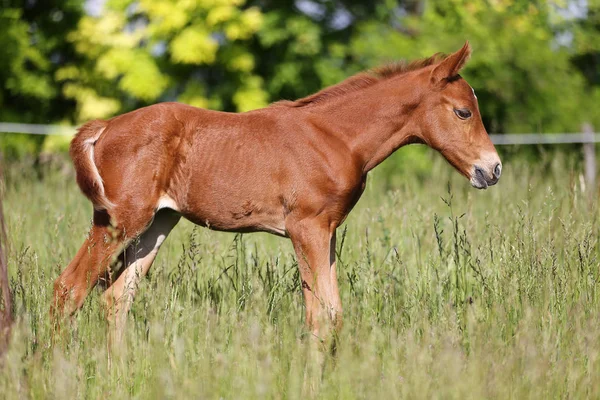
[1,148,599,399]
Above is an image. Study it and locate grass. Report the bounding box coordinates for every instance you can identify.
[1,148,600,399]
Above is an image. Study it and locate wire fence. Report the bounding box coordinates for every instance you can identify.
[1,122,598,186]
[0,123,76,136]
[1,122,598,144]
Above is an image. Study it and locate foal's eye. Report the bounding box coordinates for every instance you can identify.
[454,108,472,120]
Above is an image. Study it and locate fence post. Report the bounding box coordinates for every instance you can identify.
[583,123,596,191]
[0,172,11,356]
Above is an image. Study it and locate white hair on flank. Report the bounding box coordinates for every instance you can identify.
[83,127,114,211]
[156,194,179,212]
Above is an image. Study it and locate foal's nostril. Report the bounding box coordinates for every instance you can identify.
[475,166,485,180]
[493,163,502,179]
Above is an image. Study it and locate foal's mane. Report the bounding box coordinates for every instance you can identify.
[274,53,446,108]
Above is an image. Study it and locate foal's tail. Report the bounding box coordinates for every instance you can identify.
[70,120,113,211]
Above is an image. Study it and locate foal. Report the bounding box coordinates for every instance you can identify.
[52,42,501,337]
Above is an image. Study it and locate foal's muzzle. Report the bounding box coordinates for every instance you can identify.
[471,162,502,189]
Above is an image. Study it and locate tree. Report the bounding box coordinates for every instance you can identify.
[2,0,600,135]
[0,0,84,158]
[0,0,83,123]
[57,0,425,120]
[60,0,267,121]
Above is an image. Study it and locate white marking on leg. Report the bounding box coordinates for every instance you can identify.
[103,212,179,337]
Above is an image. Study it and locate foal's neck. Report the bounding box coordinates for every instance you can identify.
[299,79,423,174]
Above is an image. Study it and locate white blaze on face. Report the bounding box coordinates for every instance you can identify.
[476,151,501,171]
[471,87,477,100]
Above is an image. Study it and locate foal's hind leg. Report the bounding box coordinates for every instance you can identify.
[51,208,155,322]
[102,209,180,335]
[51,210,127,319]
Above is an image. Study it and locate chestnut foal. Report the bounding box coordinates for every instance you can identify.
[52,42,501,338]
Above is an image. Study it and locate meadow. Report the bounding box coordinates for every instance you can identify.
[1,147,599,399]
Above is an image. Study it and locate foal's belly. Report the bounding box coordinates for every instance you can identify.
[177,190,288,237]
[183,210,288,237]
[170,131,291,237]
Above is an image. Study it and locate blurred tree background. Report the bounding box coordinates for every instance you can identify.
[0,0,599,158]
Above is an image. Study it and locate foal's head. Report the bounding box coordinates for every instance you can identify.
[415,42,501,189]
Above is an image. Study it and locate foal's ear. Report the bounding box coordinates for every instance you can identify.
[430,41,472,88]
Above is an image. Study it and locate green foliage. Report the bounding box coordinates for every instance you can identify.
[0,1,83,157]
[0,8,54,109]
[2,154,600,397]
[1,0,600,152]
[58,0,268,120]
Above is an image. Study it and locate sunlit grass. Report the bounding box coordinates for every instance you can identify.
[1,148,599,398]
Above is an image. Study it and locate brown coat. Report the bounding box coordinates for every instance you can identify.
[53,42,501,338]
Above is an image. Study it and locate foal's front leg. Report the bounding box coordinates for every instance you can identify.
[287,217,342,339]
